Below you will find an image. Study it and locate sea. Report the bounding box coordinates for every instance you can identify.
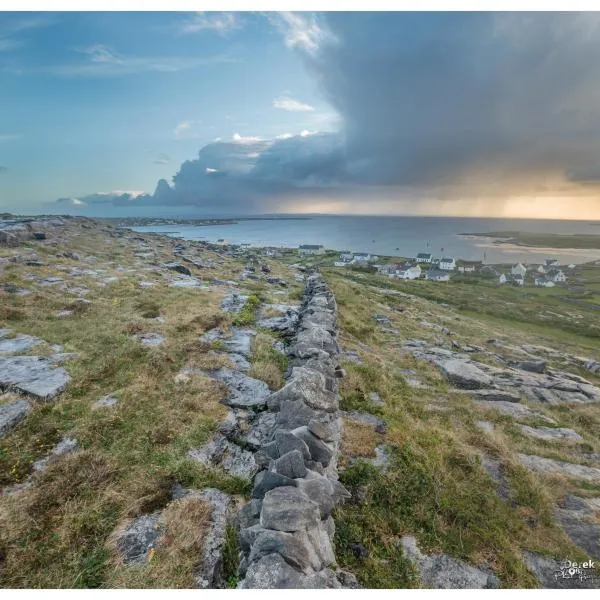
[130,215,600,265]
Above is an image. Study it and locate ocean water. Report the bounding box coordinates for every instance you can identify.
[131,215,600,265]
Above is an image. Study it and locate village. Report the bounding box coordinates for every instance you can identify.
[296,244,574,288]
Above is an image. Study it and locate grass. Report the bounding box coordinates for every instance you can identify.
[233,295,261,326]
[465,231,600,250]
[324,267,599,588]
[0,220,260,588]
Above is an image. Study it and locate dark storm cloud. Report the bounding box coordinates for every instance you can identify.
[57,12,600,212]
[307,12,600,188]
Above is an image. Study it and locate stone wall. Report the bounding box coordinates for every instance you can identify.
[235,273,355,588]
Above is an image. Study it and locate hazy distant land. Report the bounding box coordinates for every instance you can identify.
[462,230,600,249]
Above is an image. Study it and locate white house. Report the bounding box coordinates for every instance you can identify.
[535,277,555,288]
[511,263,527,277]
[537,265,546,274]
[298,244,325,255]
[396,265,422,280]
[339,252,354,262]
[457,261,481,273]
[416,252,433,263]
[509,274,525,286]
[439,257,456,271]
[426,269,450,282]
[499,273,507,284]
[352,253,374,263]
[547,269,567,283]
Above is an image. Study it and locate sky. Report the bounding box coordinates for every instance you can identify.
[1,11,600,219]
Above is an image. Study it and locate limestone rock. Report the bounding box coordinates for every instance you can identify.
[0,355,71,400]
[0,398,31,438]
[260,486,321,532]
[401,535,500,588]
[439,359,493,390]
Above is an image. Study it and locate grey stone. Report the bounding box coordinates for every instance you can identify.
[344,411,387,434]
[475,400,556,423]
[0,355,71,400]
[252,470,296,499]
[133,332,165,347]
[507,360,547,373]
[211,368,271,409]
[164,262,192,276]
[0,399,31,438]
[93,395,118,409]
[248,529,321,573]
[520,425,583,442]
[522,550,597,588]
[227,352,251,372]
[554,496,600,559]
[371,445,392,471]
[296,471,335,518]
[221,292,249,314]
[306,522,336,566]
[517,454,600,483]
[0,334,42,355]
[240,553,341,589]
[246,411,277,449]
[307,418,338,443]
[401,535,500,588]
[439,359,493,390]
[195,488,232,588]
[268,368,339,413]
[238,499,263,530]
[291,426,334,466]
[272,450,308,479]
[223,328,256,358]
[189,433,258,480]
[275,399,321,431]
[254,441,280,468]
[370,391,385,407]
[116,512,163,564]
[260,486,321,532]
[275,430,311,460]
[31,435,79,475]
[470,389,522,402]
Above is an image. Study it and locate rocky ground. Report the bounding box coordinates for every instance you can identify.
[1,215,600,589]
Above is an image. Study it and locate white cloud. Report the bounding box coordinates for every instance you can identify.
[174,121,202,140]
[273,96,315,112]
[153,153,170,165]
[179,12,240,35]
[0,14,56,53]
[13,46,237,78]
[232,132,263,144]
[270,12,330,54]
[276,133,293,140]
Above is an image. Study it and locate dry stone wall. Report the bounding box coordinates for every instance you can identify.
[235,273,355,588]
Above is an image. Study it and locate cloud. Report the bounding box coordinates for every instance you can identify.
[153,153,171,165]
[9,45,238,78]
[179,12,241,35]
[273,96,315,112]
[0,133,21,142]
[269,12,331,54]
[173,121,204,140]
[298,12,600,195]
[0,14,56,53]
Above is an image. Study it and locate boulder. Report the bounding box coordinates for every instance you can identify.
[0,356,71,400]
[260,486,320,532]
[210,368,271,409]
[252,470,296,499]
[439,359,493,389]
[272,450,307,479]
[115,512,163,564]
[291,426,334,467]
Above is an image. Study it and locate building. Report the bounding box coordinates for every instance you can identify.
[499,273,507,284]
[547,269,567,283]
[339,252,354,262]
[416,252,433,263]
[537,264,547,274]
[426,269,450,282]
[396,265,422,280]
[352,253,373,263]
[439,257,456,271]
[535,277,556,288]
[457,261,482,273]
[511,263,527,277]
[298,244,325,255]
[545,259,559,267]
